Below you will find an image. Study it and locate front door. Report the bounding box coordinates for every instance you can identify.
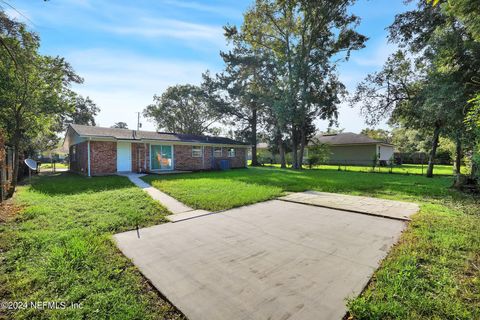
[151,145,173,170]
[117,142,132,172]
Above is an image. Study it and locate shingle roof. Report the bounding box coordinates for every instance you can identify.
[314,132,392,145]
[68,124,249,146]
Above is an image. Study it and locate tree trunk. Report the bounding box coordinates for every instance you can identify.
[291,126,299,169]
[298,127,306,170]
[291,141,298,169]
[453,135,463,188]
[250,108,259,166]
[470,154,478,180]
[279,142,286,169]
[10,142,20,194]
[426,125,441,178]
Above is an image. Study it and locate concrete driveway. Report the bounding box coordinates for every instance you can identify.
[115,196,413,320]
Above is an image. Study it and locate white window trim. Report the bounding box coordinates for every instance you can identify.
[149,144,175,171]
[227,148,235,157]
[213,147,222,158]
[192,146,203,158]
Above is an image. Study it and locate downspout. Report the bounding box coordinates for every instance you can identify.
[143,144,146,171]
[245,147,248,168]
[87,139,91,177]
[202,146,205,169]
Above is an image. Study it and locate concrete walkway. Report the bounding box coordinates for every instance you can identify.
[279,191,419,221]
[119,173,195,215]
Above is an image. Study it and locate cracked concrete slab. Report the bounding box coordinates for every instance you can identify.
[166,210,212,222]
[115,199,407,320]
[279,191,419,221]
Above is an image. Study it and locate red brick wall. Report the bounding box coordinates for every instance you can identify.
[90,141,116,175]
[211,147,246,169]
[174,145,246,171]
[69,141,88,175]
[231,147,246,168]
[70,141,246,174]
[174,145,212,171]
[131,143,149,173]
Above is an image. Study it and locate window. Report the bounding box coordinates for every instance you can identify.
[71,145,77,161]
[192,146,202,157]
[227,148,235,157]
[213,147,222,157]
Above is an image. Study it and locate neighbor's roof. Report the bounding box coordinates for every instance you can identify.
[67,124,249,146]
[314,132,393,146]
[256,133,393,148]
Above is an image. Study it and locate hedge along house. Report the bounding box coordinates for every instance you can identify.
[64,124,249,176]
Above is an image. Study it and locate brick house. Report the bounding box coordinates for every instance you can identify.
[64,124,250,176]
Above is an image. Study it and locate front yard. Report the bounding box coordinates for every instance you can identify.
[0,174,183,320]
[143,167,480,319]
[1,168,478,319]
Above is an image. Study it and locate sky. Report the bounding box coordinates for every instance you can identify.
[4,0,415,133]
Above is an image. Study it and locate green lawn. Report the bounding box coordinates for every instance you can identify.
[0,173,183,320]
[143,167,480,319]
[260,163,465,176]
[39,162,68,169]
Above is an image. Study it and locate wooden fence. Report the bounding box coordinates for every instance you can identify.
[0,134,15,203]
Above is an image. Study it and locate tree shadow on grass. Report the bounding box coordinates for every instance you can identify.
[29,172,134,196]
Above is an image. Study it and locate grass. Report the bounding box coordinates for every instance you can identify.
[142,167,452,211]
[143,167,480,319]
[0,173,183,320]
[39,163,68,169]
[260,163,466,176]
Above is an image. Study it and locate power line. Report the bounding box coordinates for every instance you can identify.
[0,0,37,27]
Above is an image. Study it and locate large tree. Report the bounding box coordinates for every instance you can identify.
[216,26,273,166]
[433,0,480,180]
[360,128,391,143]
[111,122,128,129]
[352,2,480,178]
[64,95,99,127]
[143,84,223,135]
[241,0,366,169]
[0,10,82,189]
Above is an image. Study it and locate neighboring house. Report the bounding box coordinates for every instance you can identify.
[311,132,395,165]
[255,132,395,166]
[64,124,249,176]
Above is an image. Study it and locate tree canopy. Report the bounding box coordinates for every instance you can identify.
[238,0,366,168]
[0,10,84,188]
[143,84,223,135]
[352,1,480,179]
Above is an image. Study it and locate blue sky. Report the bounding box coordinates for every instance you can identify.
[5,0,414,133]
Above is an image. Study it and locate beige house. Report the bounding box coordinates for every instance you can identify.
[310,133,394,165]
[255,132,395,166]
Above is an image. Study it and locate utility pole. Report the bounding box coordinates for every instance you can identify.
[136,112,142,131]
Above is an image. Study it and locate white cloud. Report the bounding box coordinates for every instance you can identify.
[24,1,226,51]
[67,49,214,130]
[162,0,242,18]
[105,18,225,47]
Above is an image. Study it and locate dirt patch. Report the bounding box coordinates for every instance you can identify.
[0,201,23,224]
